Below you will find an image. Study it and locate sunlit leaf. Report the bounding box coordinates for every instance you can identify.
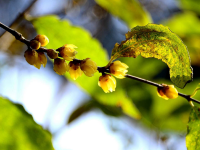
[110,23,193,88]
[32,15,140,119]
[186,107,200,150]
[95,0,152,28]
[0,97,54,150]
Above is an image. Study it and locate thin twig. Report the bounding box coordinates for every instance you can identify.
[0,22,30,46]
[125,74,163,88]
[125,74,200,104]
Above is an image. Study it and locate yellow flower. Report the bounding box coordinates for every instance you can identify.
[24,49,38,65]
[24,50,47,69]
[80,58,97,77]
[53,58,69,75]
[69,62,83,80]
[98,74,116,93]
[34,34,49,46]
[157,84,178,100]
[110,60,128,79]
[58,44,78,61]
[34,52,47,69]
[30,40,41,50]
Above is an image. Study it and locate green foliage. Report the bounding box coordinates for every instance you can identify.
[163,12,200,37]
[163,12,200,66]
[110,24,193,88]
[179,0,200,15]
[68,100,123,124]
[0,97,54,150]
[95,0,152,28]
[68,101,94,124]
[186,107,200,150]
[32,15,140,119]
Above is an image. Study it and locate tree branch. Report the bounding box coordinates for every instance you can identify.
[125,74,200,104]
[0,22,30,46]
[0,21,200,105]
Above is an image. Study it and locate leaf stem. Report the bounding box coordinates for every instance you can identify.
[125,74,200,105]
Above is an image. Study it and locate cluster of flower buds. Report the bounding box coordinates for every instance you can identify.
[24,35,98,79]
[53,44,97,79]
[24,35,49,69]
[157,84,178,100]
[98,60,129,93]
[29,34,49,50]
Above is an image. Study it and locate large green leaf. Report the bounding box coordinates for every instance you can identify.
[95,0,152,28]
[186,107,200,150]
[0,97,54,150]
[110,24,193,88]
[32,15,140,119]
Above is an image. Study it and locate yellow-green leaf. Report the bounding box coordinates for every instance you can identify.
[0,97,54,150]
[186,107,200,150]
[95,0,152,28]
[110,24,193,88]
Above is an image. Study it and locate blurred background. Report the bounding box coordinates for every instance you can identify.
[0,0,200,150]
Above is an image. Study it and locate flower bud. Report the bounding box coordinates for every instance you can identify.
[34,52,47,69]
[157,84,178,100]
[110,60,128,79]
[53,58,69,75]
[80,58,97,77]
[47,49,58,59]
[58,44,78,61]
[69,61,83,80]
[24,49,38,65]
[98,74,116,93]
[30,40,41,50]
[34,34,49,46]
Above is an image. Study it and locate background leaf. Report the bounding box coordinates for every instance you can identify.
[32,15,140,119]
[0,97,54,150]
[186,106,200,150]
[95,0,152,28]
[110,23,193,88]
[179,0,200,15]
[162,11,200,66]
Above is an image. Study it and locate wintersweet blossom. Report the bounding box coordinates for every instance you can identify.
[58,44,78,61]
[110,60,128,79]
[69,62,83,80]
[34,52,47,69]
[53,58,69,75]
[98,74,116,93]
[24,49,38,66]
[157,84,178,100]
[80,58,97,77]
